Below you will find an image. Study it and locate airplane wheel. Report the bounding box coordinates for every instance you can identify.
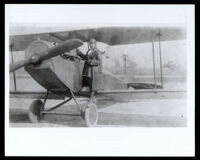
[84,102,98,127]
[29,99,44,123]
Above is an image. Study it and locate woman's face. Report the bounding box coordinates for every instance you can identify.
[89,41,96,50]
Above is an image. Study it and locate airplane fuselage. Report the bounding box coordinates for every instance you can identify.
[25,40,127,97]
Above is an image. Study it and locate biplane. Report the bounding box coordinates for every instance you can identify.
[9,25,187,127]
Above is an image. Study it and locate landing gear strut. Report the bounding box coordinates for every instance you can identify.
[70,90,98,127]
[28,90,98,127]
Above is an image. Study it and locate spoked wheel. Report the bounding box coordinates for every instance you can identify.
[84,102,98,127]
[29,99,44,123]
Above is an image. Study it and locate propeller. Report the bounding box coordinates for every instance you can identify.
[9,39,83,73]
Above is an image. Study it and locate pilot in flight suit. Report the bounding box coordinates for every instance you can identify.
[76,38,103,97]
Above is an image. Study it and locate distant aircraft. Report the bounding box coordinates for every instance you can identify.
[9,26,186,126]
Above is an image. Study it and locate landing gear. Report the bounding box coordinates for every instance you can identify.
[28,99,44,123]
[70,90,98,127]
[83,102,98,127]
[28,90,99,127]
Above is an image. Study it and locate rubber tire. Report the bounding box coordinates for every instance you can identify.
[84,102,98,127]
[29,99,44,123]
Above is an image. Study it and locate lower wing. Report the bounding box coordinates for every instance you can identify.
[9,91,65,100]
[97,89,187,102]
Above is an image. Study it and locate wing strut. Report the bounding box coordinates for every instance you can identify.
[10,44,17,91]
[158,30,164,88]
[151,39,157,88]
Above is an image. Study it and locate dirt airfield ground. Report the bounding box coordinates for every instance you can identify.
[9,97,187,127]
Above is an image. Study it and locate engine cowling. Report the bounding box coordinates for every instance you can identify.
[24,40,55,67]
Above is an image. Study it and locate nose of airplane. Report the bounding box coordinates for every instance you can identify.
[10,39,83,72]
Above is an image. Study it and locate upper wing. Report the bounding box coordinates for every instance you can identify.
[9,26,186,51]
[55,26,186,45]
[9,32,63,51]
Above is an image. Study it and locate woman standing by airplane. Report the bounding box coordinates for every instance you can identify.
[76,38,103,101]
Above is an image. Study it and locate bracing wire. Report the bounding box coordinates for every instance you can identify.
[104,31,144,67]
